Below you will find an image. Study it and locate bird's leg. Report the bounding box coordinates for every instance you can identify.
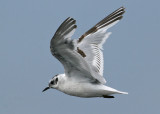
[103,95,115,98]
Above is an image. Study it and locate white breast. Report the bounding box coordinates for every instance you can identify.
[57,78,103,97]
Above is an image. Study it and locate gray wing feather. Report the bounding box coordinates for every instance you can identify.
[50,17,105,83]
[50,7,125,84]
[77,7,125,81]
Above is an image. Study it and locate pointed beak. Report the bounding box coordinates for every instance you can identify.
[42,87,50,92]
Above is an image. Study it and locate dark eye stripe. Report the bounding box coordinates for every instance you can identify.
[50,81,54,84]
[56,78,58,82]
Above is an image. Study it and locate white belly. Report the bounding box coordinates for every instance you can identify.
[57,82,119,98]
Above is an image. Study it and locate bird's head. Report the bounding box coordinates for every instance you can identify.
[42,74,60,92]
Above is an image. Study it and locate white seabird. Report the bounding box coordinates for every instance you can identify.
[43,7,128,98]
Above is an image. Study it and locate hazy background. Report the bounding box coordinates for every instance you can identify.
[0,0,160,114]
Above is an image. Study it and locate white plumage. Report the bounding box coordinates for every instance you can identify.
[43,7,128,98]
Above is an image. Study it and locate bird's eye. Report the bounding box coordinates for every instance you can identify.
[50,81,54,84]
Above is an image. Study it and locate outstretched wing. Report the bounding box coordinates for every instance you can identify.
[77,7,125,78]
[50,17,106,83]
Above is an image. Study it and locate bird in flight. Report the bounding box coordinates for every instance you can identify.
[43,7,128,98]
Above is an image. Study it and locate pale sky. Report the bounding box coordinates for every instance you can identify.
[0,0,160,114]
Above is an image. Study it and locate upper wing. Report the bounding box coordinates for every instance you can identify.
[77,7,125,78]
[50,17,106,83]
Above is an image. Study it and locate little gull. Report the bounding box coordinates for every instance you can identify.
[43,7,128,98]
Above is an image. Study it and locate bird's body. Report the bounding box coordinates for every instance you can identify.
[56,74,127,98]
[43,7,128,98]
